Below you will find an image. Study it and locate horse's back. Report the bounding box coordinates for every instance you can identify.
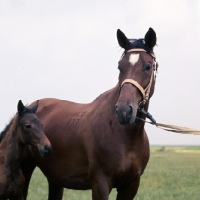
[28,98,92,187]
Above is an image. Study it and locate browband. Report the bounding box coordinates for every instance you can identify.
[127,48,156,60]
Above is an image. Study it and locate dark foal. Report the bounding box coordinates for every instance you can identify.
[21,28,157,200]
[0,100,51,200]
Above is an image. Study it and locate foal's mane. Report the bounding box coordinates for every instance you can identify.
[0,106,32,142]
[0,116,15,142]
[121,38,155,58]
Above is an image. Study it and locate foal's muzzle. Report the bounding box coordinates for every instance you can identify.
[38,143,52,157]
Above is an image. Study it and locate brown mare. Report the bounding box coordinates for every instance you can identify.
[21,28,157,200]
[0,100,52,200]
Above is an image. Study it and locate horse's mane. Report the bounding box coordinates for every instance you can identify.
[0,105,33,142]
[121,38,154,58]
[0,116,15,142]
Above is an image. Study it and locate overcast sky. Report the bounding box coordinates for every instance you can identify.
[0,0,200,145]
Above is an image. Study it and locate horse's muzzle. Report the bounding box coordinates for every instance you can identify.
[39,144,52,157]
[115,104,135,125]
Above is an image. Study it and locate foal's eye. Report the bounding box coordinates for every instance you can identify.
[24,124,31,129]
[145,64,152,71]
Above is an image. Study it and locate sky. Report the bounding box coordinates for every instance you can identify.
[0,0,200,145]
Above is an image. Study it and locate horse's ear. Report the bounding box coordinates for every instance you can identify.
[144,28,157,49]
[30,100,39,113]
[117,29,131,50]
[17,100,25,116]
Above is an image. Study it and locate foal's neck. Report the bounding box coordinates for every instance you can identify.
[1,115,25,167]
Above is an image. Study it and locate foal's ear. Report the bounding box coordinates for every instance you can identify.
[144,28,157,49]
[18,100,25,116]
[30,100,39,113]
[117,29,131,50]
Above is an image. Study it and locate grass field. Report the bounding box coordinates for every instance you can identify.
[27,146,200,200]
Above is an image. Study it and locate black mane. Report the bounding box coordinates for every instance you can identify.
[0,116,15,142]
[0,106,33,142]
[121,38,154,58]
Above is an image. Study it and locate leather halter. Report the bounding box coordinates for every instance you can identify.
[119,48,158,107]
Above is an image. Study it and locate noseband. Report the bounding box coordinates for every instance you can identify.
[120,48,158,107]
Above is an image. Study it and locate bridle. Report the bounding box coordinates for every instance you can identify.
[119,48,158,108]
[118,50,200,133]
[118,49,200,132]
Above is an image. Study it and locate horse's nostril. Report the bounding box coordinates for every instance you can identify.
[45,145,48,152]
[115,106,119,116]
[44,145,52,154]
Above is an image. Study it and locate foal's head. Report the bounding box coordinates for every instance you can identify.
[115,28,157,125]
[17,100,52,156]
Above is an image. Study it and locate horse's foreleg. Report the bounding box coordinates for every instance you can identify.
[90,174,112,200]
[116,178,140,200]
[15,194,24,200]
[48,180,64,200]
[20,150,37,200]
[21,164,36,199]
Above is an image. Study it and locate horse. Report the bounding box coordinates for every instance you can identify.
[21,27,157,200]
[0,100,52,200]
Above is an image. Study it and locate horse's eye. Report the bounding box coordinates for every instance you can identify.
[145,64,152,71]
[24,124,31,129]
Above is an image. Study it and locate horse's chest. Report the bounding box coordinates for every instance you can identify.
[112,143,148,176]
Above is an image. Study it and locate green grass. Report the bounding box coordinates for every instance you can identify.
[27,146,200,199]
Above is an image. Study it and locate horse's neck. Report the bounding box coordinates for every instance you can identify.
[1,116,24,167]
[94,84,120,108]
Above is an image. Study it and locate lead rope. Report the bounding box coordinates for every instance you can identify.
[139,118,200,135]
[136,110,200,135]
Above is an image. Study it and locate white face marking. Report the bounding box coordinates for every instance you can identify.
[129,54,139,66]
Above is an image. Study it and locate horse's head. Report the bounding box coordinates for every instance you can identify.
[115,28,157,125]
[17,100,52,157]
